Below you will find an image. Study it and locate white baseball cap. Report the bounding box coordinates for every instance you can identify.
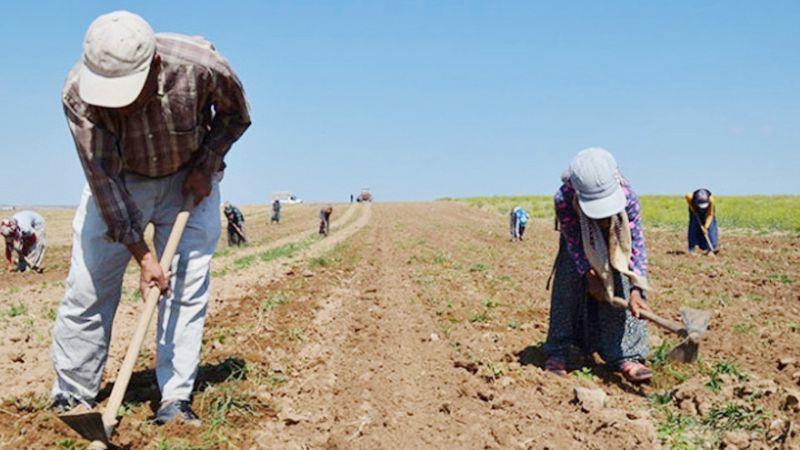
[79,11,156,108]
[569,147,626,219]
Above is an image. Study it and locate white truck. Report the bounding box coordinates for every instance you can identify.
[271,191,303,204]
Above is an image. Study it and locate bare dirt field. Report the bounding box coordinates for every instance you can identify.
[1,202,798,449]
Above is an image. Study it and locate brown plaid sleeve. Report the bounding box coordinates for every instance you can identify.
[63,81,144,245]
[193,47,251,174]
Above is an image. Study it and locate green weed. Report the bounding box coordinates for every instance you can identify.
[767,274,794,284]
[649,390,674,406]
[432,254,449,266]
[656,412,701,449]
[308,256,329,268]
[41,306,56,322]
[287,327,304,341]
[261,294,289,313]
[54,439,85,450]
[469,263,488,273]
[469,311,489,323]
[732,323,755,334]
[486,362,507,380]
[7,302,28,318]
[702,402,763,432]
[649,341,673,368]
[507,319,520,330]
[706,361,747,393]
[572,366,598,382]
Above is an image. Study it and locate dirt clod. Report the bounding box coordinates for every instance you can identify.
[722,430,751,449]
[573,386,607,413]
[778,357,796,371]
[784,389,800,412]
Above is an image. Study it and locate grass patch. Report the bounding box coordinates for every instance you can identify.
[308,256,330,269]
[213,248,231,258]
[445,195,800,233]
[232,254,257,271]
[767,274,794,284]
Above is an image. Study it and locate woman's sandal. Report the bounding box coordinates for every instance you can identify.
[618,360,653,383]
[545,357,568,377]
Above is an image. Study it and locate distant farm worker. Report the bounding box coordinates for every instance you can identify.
[271,199,281,224]
[224,202,247,246]
[319,206,333,236]
[544,148,652,383]
[509,206,529,241]
[1,210,46,273]
[51,11,250,426]
[686,188,718,255]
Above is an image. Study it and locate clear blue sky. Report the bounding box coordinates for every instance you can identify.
[1,1,798,205]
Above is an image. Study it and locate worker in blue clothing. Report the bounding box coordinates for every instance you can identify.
[686,188,719,255]
[509,206,530,241]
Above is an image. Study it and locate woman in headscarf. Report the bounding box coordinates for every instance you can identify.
[544,148,652,383]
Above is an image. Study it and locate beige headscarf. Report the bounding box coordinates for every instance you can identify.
[578,209,648,302]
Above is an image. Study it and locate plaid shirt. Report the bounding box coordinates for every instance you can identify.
[63,33,251,245]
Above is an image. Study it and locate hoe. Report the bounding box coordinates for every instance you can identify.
[609,296,711,363]
[58,196,194,450]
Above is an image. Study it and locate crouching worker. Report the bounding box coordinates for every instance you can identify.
[686,188,718,255]
[319,206,333,236]
[1,210,46,273]
[509,206,529,241]
[224,202,247,246]
[544,148,652,383]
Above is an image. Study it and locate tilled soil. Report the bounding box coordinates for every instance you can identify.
[1,202,799,449]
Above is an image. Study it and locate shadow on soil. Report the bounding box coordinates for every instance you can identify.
[96,356,247,414]
[516,343,647,396]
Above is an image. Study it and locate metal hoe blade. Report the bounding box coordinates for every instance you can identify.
[668,307,711,363]
[58,404,109,445]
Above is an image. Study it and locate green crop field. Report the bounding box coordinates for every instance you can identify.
[444,195,800,234]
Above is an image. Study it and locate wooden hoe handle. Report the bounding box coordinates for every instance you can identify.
[608,296,684,335]
[101,195,195,436]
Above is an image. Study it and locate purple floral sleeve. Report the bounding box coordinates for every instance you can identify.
[624,185,648,278]
[554,185,591,275]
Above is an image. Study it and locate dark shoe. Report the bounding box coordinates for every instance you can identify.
[154,400,201,426]
[50,393,95,414]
